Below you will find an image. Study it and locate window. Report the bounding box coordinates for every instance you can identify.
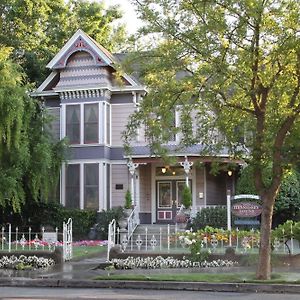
[84,104,99,143]
[66,103,102,144]
[65,164,80,208]
[84,164,99,210]
[66,105,80,144]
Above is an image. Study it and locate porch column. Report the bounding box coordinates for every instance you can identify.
[127,158,139,207]
[180,156,196,217]
[180,156,193,187]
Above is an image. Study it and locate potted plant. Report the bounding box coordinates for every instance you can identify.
[124,190,133,217]
[182,186,192,213]
[175,211,188,229]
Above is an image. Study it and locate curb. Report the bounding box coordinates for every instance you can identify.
[0,278,300,294]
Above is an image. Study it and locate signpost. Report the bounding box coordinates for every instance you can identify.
[231,194,261,228]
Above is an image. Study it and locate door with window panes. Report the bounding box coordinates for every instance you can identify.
[156,166,191,223]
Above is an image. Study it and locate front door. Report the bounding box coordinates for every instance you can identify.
[156,180,189,223]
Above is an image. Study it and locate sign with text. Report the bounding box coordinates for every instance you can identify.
[42,232,58,244]
[232,201,262,218]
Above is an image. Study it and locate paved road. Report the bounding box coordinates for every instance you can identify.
[0,287,300,300]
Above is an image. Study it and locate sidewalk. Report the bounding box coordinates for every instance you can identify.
[0,252,300,294]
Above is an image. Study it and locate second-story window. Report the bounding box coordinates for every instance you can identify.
[84,104,99,143]
[66,105,80,144]
[65,103,104,145]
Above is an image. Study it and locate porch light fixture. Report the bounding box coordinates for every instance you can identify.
[172,171,176,175]
[161,167,167,174]
[227,170,233,176]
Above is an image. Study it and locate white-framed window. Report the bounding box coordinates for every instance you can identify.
[84,104,99,144]
[63,102,110,145]
[63,161,110,211]
[65,164,80,208]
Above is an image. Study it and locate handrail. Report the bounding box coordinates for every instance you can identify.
[127,206,139,239]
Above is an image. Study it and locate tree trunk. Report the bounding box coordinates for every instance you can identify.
[256,193,275,280]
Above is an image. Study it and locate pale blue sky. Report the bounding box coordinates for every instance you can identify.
[103,0,141,34]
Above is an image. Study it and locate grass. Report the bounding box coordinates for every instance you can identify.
[0,245,107,260]
[95,272,300,284]
[72,245,107,259]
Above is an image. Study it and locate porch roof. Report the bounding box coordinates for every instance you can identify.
[128,145,245,164]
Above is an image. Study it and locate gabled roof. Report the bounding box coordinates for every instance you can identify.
[46,29,114,69]
[33,29,146,95]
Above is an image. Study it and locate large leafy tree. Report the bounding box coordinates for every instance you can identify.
[0,47,66,212]
[0,0,127,85]
[125,0,300,279]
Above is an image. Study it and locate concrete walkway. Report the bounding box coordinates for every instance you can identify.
[1,252,300,294]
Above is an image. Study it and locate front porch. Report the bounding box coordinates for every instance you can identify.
[127,156,239,225]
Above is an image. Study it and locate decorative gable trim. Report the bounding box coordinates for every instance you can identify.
[46,29,113,70]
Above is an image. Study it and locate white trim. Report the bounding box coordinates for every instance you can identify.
[98,163,101,212]
[136,168,140,213]
[80,164,84,209]
[151,164,156,224]
[80,103,84,144]
[33,86,146,97]
[61,162,66,206]
[35,71,58,92]
[103,163,107,210]
[60,104,66,139]
[192,167,197,212]
[46,29,113,69]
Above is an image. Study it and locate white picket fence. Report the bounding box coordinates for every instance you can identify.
[1,219,73,261]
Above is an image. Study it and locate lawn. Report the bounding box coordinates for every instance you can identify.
[72,245,107,259]
[95,272,300,284]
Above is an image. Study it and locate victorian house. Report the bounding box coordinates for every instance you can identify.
[33,30,240,224]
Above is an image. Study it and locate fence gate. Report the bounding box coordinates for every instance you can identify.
[63,218,73,261]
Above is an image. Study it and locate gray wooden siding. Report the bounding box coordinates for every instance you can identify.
[206,171,226,205]
[111,164,129,207]
[139,164,152,212]
[47,107,60,140]
[111,104,135,146]
[195,167,205,206]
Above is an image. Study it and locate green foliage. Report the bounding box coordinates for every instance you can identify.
[182,186,192,209]
[237,166,300,223]
[272,220,300,243]
[124,190,132,209]
[94,206,124,239]
[0,48,67,211]
[192,207,227,230]
[0,200,97,239]
[0,0,128,84]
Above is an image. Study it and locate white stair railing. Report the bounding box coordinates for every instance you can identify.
[127,206,139,239]
[107,219,116,261]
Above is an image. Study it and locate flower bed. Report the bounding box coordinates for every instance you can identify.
[111,256,237,270]
[0,255,55,270]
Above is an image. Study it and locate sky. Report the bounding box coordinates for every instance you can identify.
[102,0,142,34]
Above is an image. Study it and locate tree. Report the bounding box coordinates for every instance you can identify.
[0,0,128,85]
[0,46,67,212]
[237,166,300,224]
[125,0,300,279]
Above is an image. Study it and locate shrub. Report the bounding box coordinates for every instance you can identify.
[192,207,227,230]
[90,206,124,240]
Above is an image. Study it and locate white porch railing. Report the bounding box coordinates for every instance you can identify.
[127,206,139,239]
[107,219,116,261]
